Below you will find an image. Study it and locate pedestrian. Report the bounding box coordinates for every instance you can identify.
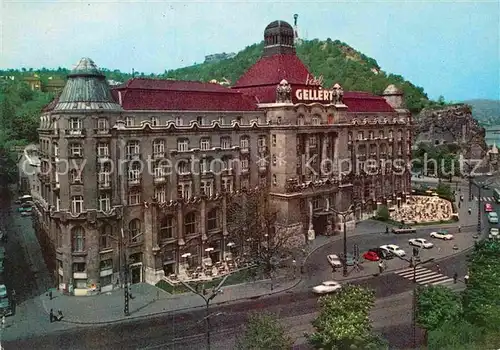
[57,309,63,321]
[458,225,461,233]
[11,289,16,302]
[468,207,472,215]
[49,290,52,300]
[436,264,441,274]
[378,261,384,274]
[453,272,458,284]
[49,308,54,323]
[385,226,389,234]
[458,201,461,209]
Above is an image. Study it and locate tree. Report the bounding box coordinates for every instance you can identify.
[427,320,482,350]
[416,285,462,331]
[462,240,500,330]
[308,285,387,349]
[236,313,293,350]
[436,182,453,200]
[376,205,389,221]
[226,189,299,284]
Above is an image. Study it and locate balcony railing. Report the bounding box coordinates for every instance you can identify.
[98,181,112,189]
[153,176,166,184]
[128,177,141,186]
[153,152,165,159]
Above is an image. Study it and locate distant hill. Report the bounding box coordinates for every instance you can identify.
[1,39,436,113]
[462,99,500,126]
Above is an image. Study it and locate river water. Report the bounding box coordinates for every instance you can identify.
[485,126,500,146]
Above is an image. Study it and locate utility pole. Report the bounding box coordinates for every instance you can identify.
[179,275,229,350]
[121,228,130,316]
[331,202,361,277]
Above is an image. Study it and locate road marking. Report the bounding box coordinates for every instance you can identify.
[394,267,456,286]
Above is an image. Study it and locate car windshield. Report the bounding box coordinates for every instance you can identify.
[489,213,498,217]
[438,230,448,234]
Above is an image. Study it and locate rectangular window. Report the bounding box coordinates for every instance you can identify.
[125,116,134,126]
[241,158,249,171]
[153,140,165,154]
[220,137,231,149]
[128,190,141,205]
[197,116,206,125]
[153,163,167,179]
[177,182,192,200]
[151,116,159,126]
[154,186,166,203]
[69,143,83,157]
[240,137,249,151]
[309,136,317,147]
[97,143,109,157]
[175,116,183,126]
[98,194,111,212]
[358,131,364,140]
[69,118,82,134]
[200,180,213,197]
[160,217,174,240]
[71,196,84,214]
[200,138,210,150]
[177,139,189,152]
[272,135,277,147]
[200,159,210,174]
[222,177,233,193]
[258,136,266,147]
[97,118,108,132]
[126,141,140,157]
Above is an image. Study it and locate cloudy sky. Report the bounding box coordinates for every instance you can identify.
[1,0,499,101]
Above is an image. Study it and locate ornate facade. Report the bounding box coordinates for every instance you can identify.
[31,20,412,295]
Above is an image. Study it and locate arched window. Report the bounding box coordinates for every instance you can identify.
[72,226,85,252]
[129,219,142,243]
[159,215,175,241]
[348,132,353,142]
[207,209,218,231]
[100,225,113,250]
[297,115,304,126]
[184,212,196,235]
[379,130,384,139]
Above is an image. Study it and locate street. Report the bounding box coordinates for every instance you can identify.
[1,178,497,349]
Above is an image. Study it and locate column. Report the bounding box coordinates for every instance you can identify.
[61,222,73,288]
[176,204,184,274]
[222,195,228,258]
[321,133,328,178]
[304,135,310,178]
[200,199,207,241]
[86,223,99,286]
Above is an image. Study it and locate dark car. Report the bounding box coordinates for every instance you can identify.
[369,248,394,260]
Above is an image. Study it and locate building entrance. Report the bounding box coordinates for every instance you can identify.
[130,264,142,284]
[313,215,328,235]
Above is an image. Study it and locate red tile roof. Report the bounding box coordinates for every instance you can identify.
[233,54,311,88]
[344,92,395,113]
[113,79,258,111]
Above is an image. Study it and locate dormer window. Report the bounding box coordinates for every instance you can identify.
[197,116,206,125]
[175,117,183,126]
[151,116,159,126]
[357,131,364,140]
[311,116,320,125]
[97,118,108,132]
[369,131,374,139]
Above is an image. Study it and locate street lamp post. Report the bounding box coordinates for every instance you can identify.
[469,177,489,237]
[331,203,360,277]
[179,275,229,350]
[396,254,435,349]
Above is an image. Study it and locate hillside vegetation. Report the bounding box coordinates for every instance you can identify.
[0,38,439,185]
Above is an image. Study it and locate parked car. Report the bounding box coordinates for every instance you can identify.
[17,203,32,213]
[363,251,380,261]
[489,227,499,240]
[488,212,499,224]
[369,248,394,260]
[312,281,342,294]
[484,203,493,212]
[0,284,11,316]
[409,238,434,249]
[380,244,406,257]
[327,254,342,268]
[430,230,454,240]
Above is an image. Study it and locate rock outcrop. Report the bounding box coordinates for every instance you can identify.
[414,104,488,159]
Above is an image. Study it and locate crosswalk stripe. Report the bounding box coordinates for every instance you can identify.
[426,278,454,286]
[417,274,450,284]
[396,267,426,274]
[398,270,435,278]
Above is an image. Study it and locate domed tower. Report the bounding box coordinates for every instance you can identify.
[54,57,122,111]
[263,20,295,57]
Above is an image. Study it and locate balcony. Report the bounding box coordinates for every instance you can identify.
[126,153,141,160]
[153,152,165,159]
[258,146,267,154]
[258,163,268,173]
[73,272,87,279]
[65,129,86,138]
[99,268,113,277]
[153,176,166,184]
[98,181,112,190]
[94,128,110,136]
[97,154,111,162]
[128,177,141,186]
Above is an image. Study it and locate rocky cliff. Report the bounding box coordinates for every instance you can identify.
[414,104,488,159]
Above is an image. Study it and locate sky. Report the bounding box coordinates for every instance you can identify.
[1,0,499,101]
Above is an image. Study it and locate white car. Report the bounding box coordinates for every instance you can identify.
[409,238,434,249]
[0,285,7,298]
[327,254,342,268]
[312,281,342,294]
[430,230,454,240]
[380,244,406,257]
[489,228,499,240]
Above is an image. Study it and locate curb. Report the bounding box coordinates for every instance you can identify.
[54,276,303,326]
